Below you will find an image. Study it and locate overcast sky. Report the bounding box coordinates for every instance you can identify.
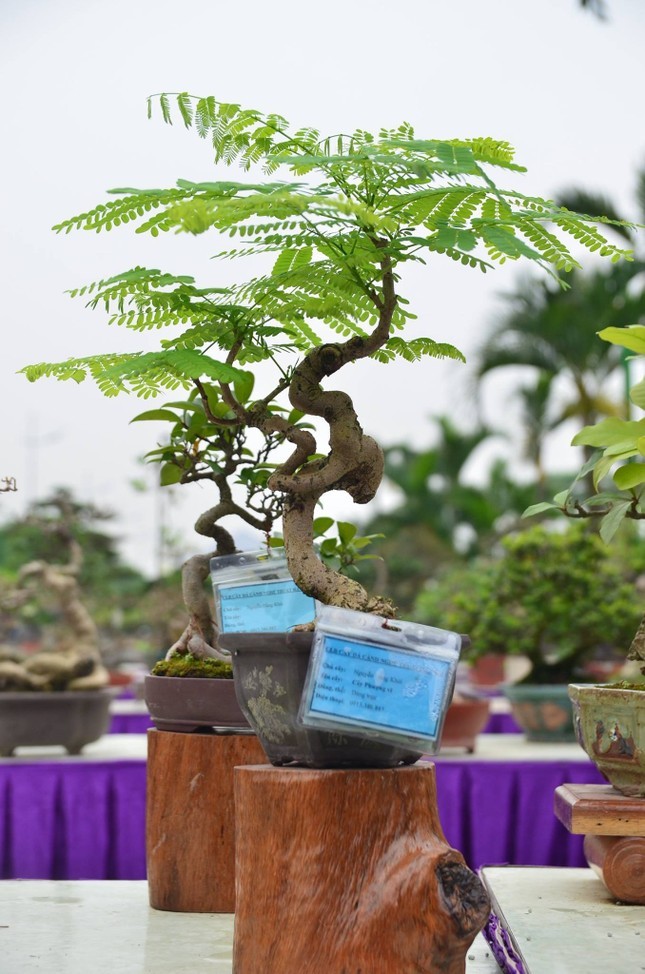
[1,0,644,575]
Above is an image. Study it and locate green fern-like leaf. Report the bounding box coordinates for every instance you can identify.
[373,336,466,364]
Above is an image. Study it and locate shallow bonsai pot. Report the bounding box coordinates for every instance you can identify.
[144,674,251,733]
[220,630,422,768]
[569,683,645,797]
[0,689,114,757]
[502,683,575,743]
[439,697,491,752]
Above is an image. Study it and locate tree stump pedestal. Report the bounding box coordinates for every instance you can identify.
[146,728,267,913]
[555,783,645,904]
[233,762,491,974]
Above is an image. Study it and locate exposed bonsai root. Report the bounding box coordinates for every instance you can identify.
[165,625,231,662]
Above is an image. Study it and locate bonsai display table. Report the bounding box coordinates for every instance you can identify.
[146,729,267,913]
[233,763,490,974]
[554,782,645,904]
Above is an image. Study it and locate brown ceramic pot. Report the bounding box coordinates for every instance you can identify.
[439,697,491,752]
[144,674,251,733]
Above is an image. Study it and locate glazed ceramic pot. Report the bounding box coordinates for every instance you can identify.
[568,683,645,797]
[219,630,422,768]
[502,683,575,743]
[144,675,251,733]
[0,689,114,756]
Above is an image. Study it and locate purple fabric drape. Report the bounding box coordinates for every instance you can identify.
[0,747,605,879]
[0,761,146,880]
[482,712,522,734]
[433,759,605,869]
[108,714,154,734]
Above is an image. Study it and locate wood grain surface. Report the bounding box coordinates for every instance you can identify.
[146,729,267,913]
[233,763,490,974]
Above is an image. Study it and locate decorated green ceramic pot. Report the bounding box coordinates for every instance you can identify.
[569,683,645,797]
[503,683,575,743]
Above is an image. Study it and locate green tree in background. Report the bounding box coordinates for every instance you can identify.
[355,417,565,613]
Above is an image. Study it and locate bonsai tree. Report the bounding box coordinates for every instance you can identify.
[525,323,645,678]
[0,491,109,691]
[413,524,642,684]
[134,379,374,671]
[135,379,288,664]
[22,93,637,623]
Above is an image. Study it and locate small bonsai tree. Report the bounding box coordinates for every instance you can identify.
[525,323,645,677]
[0,490,109,691]
[413,524,642,684]
[23,94,637,622]
[136,378,290,667]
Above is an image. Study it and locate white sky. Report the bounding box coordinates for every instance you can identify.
[1,0,644,576]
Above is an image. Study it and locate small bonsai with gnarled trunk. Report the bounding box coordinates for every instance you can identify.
[0,492,109,691]
[23,94,637,625]
[134,381,289,661]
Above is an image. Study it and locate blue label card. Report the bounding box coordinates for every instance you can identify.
[302,633,453,739]
[219,579,315,633]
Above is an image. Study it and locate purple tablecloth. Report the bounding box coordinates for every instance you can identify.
[108,713,153,734]
[0,760,146,880]
[432,758,605,869]
[481,712,522,734]
[106,706,518,736]
[0,741,605,880]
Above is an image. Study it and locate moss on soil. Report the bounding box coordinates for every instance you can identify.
[151,654,233,679]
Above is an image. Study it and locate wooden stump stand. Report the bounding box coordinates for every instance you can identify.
[233,763,490,974]
[146,729,267,913]
[555,783,645,904]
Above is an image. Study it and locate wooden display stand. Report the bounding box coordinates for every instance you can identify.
[233,763,490,974]
[554,783,645,904]
[146,729,267,913]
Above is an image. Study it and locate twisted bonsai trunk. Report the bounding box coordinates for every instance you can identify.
[266,249,398,615]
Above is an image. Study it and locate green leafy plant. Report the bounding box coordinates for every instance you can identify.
[413,525,641,684]
[22,92,637,621]
[525,323,645,675]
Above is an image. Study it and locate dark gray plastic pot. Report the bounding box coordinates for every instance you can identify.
[219,630,422,768]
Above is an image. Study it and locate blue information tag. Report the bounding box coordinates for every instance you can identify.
[303,633,454,739]
[219,578,315,633]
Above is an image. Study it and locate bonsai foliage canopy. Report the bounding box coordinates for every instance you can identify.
[22,92,637,617]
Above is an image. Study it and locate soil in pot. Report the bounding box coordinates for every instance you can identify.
[220,630,423,768]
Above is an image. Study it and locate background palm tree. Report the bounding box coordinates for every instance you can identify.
[476,168,645,474]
